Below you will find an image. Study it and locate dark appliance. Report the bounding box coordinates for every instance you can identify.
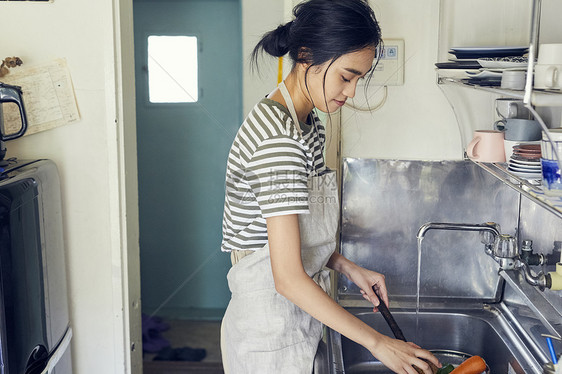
[0,83,28,161]
[0,159,72,374]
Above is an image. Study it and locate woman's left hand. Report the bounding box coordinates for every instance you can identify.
[347,264,388,313]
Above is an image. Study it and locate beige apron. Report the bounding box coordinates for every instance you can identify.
[220,82,339,373]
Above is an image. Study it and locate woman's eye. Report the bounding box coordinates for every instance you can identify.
[342,76,351,83]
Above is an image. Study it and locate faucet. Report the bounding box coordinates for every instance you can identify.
[417,222,501,255]
[417,222,555,291]
[417,222,501,239]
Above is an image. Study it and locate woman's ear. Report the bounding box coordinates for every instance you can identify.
[295,61,310,74]
[297,47,312,64]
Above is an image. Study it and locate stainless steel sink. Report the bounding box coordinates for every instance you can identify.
[324,306,545,374]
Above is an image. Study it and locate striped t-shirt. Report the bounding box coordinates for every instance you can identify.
[221,98,326,252]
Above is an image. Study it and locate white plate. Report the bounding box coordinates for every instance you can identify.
[509,160,541,169]
[508,169,542,179]
[509,158,541,166]
[508,164,541,172]
[509,156,541,167]
[449,58,480,63]
[485,67,530,72]
[478,60,528,69]
[466,70,503,78]
[510,164,541,170]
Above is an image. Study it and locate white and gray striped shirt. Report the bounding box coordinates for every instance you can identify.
[221,98,326,252]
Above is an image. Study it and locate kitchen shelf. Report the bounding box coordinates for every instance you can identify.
[471,160,562,219]
[437,0,562,218]
[437,75,562,107]
[437,1,562,107]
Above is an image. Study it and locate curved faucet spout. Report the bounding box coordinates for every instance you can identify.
[417,222,501,240]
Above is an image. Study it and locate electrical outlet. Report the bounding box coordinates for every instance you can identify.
[363,39,405,86]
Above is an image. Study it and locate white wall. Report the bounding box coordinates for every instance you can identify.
[342,0,462,160]
[0,0,139,373]
[242,0,285,115]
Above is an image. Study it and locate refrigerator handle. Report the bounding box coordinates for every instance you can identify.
[40,325,73,374]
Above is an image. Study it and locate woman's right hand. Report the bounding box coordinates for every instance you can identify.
[368,333,441,374]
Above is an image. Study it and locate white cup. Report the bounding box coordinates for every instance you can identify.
[501,70,526,90]
[538,43,562,64]
[534,64,562,90]
[495,98,530,119]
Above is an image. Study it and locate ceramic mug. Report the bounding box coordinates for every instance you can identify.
[494,118,542,141]
[534,64,562,90]
[537,43,562,65]
[501,70,525,90]
[495,98,530,119]
[466,130,506,163]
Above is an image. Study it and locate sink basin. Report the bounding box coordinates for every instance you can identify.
[326,307,544,374]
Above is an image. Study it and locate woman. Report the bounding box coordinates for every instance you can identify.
[220,1,440,373]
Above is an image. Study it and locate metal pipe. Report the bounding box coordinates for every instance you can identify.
[417,222,501,240]
[518,261,551,290]
[523,0,541,105]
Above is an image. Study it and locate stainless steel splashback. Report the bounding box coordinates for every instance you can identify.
[339,159,520,304]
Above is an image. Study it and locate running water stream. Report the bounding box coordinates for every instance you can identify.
[415,236,424,342]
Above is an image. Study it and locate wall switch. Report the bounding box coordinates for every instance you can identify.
[364,38,405,86]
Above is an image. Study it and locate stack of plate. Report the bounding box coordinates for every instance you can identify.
[448,46,529,60]
[437,46,529,70]
[508,144,542,179]
[447,47,529,85]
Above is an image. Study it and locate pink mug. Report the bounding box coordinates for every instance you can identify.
[466,130,506,163]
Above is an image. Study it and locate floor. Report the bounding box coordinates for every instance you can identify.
[143,319,224,374]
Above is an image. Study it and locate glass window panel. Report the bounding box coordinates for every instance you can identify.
[148,35,198,103]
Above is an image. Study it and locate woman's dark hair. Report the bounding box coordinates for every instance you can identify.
[251,0,382,72]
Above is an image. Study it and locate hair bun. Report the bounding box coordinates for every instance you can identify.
[259,22,291,58]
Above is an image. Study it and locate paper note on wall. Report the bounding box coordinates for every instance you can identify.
[0,58,80,136]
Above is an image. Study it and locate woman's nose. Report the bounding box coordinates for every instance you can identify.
[343,82,357,99]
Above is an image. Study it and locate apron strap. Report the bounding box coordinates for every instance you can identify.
[278,81,303,137]
[278,81,321,177]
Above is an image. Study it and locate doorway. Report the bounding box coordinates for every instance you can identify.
[133,0,242,370]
